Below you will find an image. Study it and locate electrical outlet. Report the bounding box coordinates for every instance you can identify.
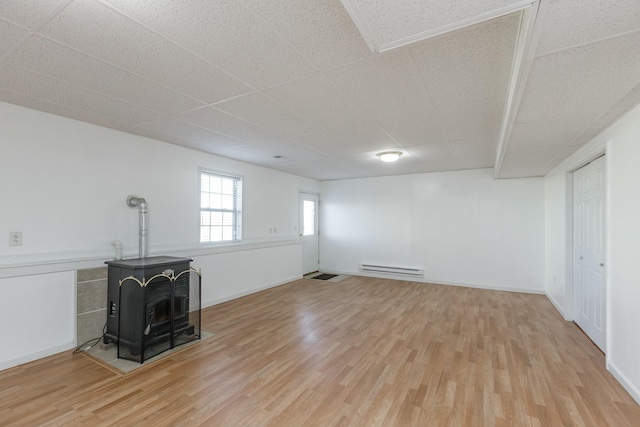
[9,231,23,246]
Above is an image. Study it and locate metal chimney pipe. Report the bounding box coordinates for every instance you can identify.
[126,195,148,258]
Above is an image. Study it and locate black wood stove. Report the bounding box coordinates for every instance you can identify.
[104,256,199,363]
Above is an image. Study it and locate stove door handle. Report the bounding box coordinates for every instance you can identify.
[144,311,154,335]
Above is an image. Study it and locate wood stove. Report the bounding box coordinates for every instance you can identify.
[104,256,200,363]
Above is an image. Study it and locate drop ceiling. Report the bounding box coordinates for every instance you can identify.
[0,0,639,181]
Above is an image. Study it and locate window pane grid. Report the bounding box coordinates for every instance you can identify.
[200,171,242,243]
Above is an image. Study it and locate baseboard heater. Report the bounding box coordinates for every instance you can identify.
[359,264,424,278]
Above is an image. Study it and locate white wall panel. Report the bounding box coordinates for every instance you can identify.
[320,168,545,292]
[194,244,302,308]
[0,271,75,370]
[543,171,568,315]
[603,107,640,404]
[545,102,640,404]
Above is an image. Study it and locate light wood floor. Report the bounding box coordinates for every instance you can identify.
[1,276,639,426]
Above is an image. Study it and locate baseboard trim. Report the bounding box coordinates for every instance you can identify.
[607,359,640,405]
[201,275,302,308]
[320,269,545,294]
[421,278,545,295]
[0,342,75,372]
[545,292,567,319]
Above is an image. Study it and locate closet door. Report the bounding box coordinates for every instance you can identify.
[573,155,606,351]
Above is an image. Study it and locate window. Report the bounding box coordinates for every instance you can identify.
[302,200,315,236]
[200,170,242,243]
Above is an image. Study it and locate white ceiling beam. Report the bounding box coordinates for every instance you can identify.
[340,0,535,53]
[494,0,546,178]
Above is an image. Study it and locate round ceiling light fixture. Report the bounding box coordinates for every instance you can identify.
[377,151,403,162]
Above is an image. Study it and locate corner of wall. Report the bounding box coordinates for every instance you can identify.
[545,291,568,320]
[607,359,640,406]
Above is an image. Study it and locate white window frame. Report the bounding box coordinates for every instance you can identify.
[199,169,243,244]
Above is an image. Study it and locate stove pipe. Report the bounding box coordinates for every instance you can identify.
[126,195,148,258]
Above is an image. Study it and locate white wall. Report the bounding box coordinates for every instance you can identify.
[320,168,545,292]
[545,102,640,404]
[0,101,319,370]
[0,102,317,264]
[544,171,571,315]
[0,271,75,371]
[195,242,302,308]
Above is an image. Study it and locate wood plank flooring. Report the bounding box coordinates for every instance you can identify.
[1,276,639,426]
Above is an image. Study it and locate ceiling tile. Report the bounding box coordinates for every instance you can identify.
[378,111,447,147]
[133,118,246,153]
[177,106,283,145]
[216,143,294,165]
[507,114,595,153]
[499,150,556,177]
[242,0,371,70]
[267,159,353,181]
[324,154,413,178]
[326,120,398,152]
[455,156,495,170]
[537,0,640,55]
[255,141,328,162]
[103,0,318,89]
[517,31,640,123]
[0,88,134,131]
[570,90,640,149]
[404,143,459,171]
[39,0,252,104]
[0,63,162,125]
[4,35,203,116]
[262,72,372,128]
[0,0,65,29]
[438,101,504,142]
[213,92,322,138]
[411,13,519,109]
[306,155,372,172]
[288,131,362,156]
[0,20,28,56]
[449,137,496,169]
[450,137,496,158]
[327,48,434,120]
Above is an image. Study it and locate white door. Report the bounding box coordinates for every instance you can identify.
[573,155,606,351]
[300,192,319,275]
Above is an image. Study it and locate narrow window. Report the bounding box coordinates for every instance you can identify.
[200,170,242,243]
[303,200,315,236]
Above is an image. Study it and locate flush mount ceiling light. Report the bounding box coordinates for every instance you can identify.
[377,151,403,163]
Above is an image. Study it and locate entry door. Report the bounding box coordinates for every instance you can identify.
[573,155,606,351]
[300,192,319,275]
